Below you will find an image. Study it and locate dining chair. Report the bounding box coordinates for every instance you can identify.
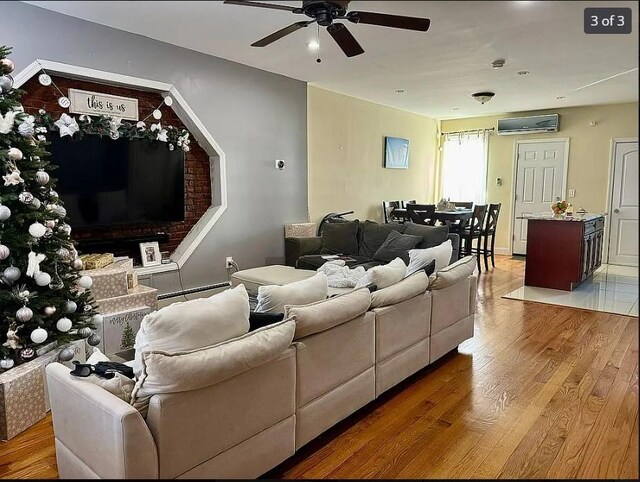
[401,200,417,208]
[480,203,501,270]
[459,204,488,272]
[450,201,473,209]
[382,201,402,224]
[406,203,436,226]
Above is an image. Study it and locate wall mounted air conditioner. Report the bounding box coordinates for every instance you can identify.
[497,114,559,135]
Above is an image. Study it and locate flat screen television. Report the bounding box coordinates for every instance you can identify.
[47,135,185,228]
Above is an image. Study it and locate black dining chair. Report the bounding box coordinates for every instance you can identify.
[382,201,403,224]
[480,203,501,270]
[406,203,437,226]
[401,200,417,208]
[459,204,488,272]
[450,201,473,209]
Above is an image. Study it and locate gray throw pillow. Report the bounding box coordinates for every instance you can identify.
[320,219,360,255]
[359,220,405,258]
[373,230,422,263]
[402,224,449,249]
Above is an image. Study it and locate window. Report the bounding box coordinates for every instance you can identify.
[440,130,490,205]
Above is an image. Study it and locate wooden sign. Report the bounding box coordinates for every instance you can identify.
[68,88,139,121]
[99,306,152,356]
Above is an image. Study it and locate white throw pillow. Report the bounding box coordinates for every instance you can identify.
[406,239,453,276]
[429,255,476,290]
[81,348,135,403]
[255,272,328,314]
[355,257,407,290]
[133,284,250,377]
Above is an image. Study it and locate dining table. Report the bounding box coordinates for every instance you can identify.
[390,207,473,229]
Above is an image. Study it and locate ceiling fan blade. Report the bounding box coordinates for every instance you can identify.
[223,0,302,13]
[327,23,364,58]
[251,21,313,47]
[347,11,431,32]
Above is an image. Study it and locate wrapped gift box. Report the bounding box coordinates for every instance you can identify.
[96,306,152,356]
[0,360,46,441]
[80,253,114,270]
[95,284,158,314]
[82,258,135,301]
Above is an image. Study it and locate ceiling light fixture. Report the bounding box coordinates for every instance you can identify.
[556,96,566,100]
[395,89,405,94]
[517,70,530,75]
[307,40,320,51]
[472,92,495,104]
[491,59,506,69]
[453,107,460,111]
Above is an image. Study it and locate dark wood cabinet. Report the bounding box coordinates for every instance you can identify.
[525,215,605,291]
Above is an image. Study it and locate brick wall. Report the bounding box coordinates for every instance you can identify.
[21,76,212,259]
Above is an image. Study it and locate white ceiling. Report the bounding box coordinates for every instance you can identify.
[26,1,639,119]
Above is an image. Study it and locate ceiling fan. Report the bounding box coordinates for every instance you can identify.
[223,0,431,58]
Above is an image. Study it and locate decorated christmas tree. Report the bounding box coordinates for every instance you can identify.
[0,46,102,371]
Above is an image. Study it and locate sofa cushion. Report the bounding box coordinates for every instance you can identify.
[370,271,430,308]
[297,254,371,271]
[133,284,250,377]
[255,273,328,314]
[356,257,407,289]
[82,348,135,403]
[373,230,422,263]
[406,239,453,275]
[131,319,295,415]
[284,287,371,339]
[429,255,476,290]
[358,221,404,259]
[231,265,315,296]
[402,224,450,249]
[320,219,359,255]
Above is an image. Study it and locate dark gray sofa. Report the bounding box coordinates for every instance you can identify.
[285,220,459,269]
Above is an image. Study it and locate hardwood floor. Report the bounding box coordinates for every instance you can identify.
[1,256,637,479]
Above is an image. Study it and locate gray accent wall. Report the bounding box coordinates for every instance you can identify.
[4,2,308,293]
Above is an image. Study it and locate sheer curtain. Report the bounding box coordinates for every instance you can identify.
[440,130,490,205]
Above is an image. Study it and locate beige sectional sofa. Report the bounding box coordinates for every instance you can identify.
[46,257,477,479]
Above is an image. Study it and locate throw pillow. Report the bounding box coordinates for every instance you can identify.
[370,271,430,309]
[355,257,407,289]
[255,272,328,314]
[373,230,422,263]
[359,220,404,259]
[320,219,360,255]
[133,284,250,377]
[131,319,295,416]
[406,239,453,276]
[429,255,476,290]
[249,311,285,331]
[402,224,449,249]
[423,259,437,277]
[81,348,135,403]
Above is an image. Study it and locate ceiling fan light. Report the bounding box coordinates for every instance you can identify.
[472,92,495,104]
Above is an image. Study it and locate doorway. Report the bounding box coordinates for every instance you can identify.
[607,139,639,267]
[511,139,569,255]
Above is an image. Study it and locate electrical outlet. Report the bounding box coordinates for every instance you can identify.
[225,256,234,269]
[568,189,576,198]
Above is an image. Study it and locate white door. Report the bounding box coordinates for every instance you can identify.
[608,141,639,266]
[512,140,567,255]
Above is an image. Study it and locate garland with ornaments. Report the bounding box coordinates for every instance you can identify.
[1,46,102,371]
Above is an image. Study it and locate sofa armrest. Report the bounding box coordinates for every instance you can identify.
[284,236,322,267]
[447,233,460,265]
[46,363,158,479]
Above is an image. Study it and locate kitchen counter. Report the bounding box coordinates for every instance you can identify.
[518,213,607,222]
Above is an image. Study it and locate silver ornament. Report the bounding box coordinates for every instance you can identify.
[17,306,34,322]
[87,334,101,346]
[29,198,42,210]
[18,191,34,204]
[7,147,23,161]
[72,258,83,270]
[58,347,75,362]
[50,189,59,199]
[44,306,57,316]
[0,204,11,221]
[0,244,9,260]
[64,300,77,314]
[3,266,20,282]
[49,275,64,290]
[0,358,15,370]
[1,58,15,73]
[83,304,92,312]
[38,73,52,86]
[77,327,92,339]
[91,314,103,326]
[30,327,48,344]
[35,272,52,286]
[59,223,72,236]
[35,170,50,186]
[0,74,13,92]
[45,220,56,229]
[18,121,35,137]
[19,347,35,361]
[57,247,70,260]
[43,227,53,238]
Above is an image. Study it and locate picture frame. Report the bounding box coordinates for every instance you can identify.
[139,241,161,267]
[384,136,410,169]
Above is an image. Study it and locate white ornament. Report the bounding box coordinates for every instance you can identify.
[58,96,71,109]
[30,198,42,210]
[0,204,11,221]
[30,328,48,344]
[27,251,46,277]
[54,113,79,137]
[0,111,16,134]
[35,170,50,185]
[152,109,162,120]
[64,301,77,314]
[1,58,15,73]
[50,189,59,199]
[0,358,15,370]
[18,115,35,137]
[0,244,9,260]
[136,121,146,129]
[59,223,72,235]
[28,222,47,238]
[78,275,93,289]
[3,169,24,186]
[19,191,34,204]
[163,95,173,107]
[56,317,73,333]
[58,347,75,362]
[35,272,52,286]
[3,266,20,282]
[0,75,13,92]
[38,73,52,86]
[7,147,23,161]
[16,306,34,322]
[44,306,57,316]
[56,247,70,260]
[72,258,83,270]
[91,314,103,325]
[44,219,56,229]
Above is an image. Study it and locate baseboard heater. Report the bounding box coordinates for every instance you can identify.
[158,282,231,301]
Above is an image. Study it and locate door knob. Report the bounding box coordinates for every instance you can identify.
[614,209,620,213]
